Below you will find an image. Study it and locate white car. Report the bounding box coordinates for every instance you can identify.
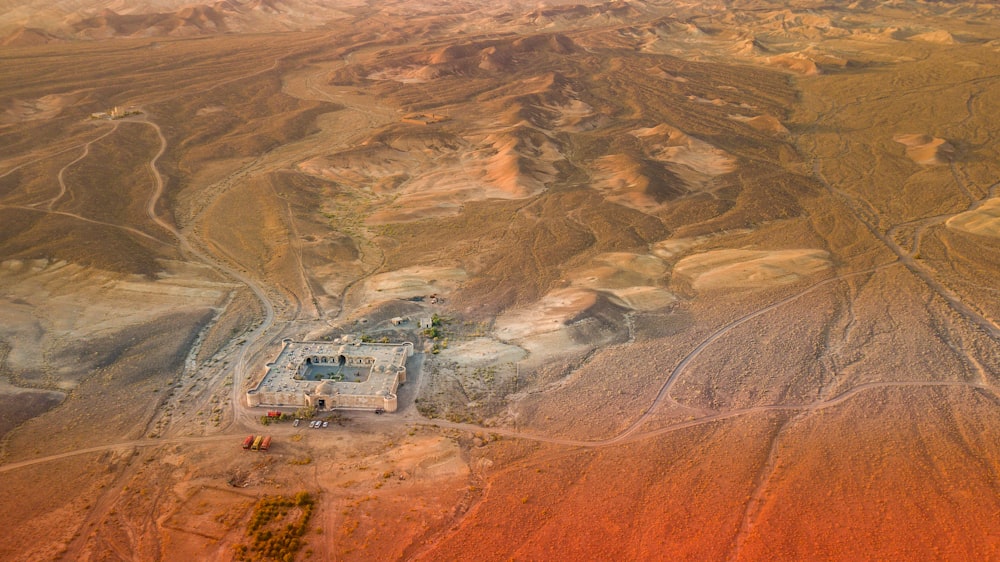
[322,421,329,428]
[293,419,300,427]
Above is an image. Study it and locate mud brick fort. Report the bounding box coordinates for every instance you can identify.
[247,337,413,413]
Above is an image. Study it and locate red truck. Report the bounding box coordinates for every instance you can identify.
[266,410,282,418]
[242,435,254,450]
[260,435,272,451]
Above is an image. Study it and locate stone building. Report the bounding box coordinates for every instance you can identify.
[247,338,413,413]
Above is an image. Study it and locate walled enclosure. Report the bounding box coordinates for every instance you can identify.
[247,338,414,412]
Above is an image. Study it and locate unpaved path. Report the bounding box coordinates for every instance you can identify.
[0,203,172,246]
[5,379,997,474]
[611,261,901,443]
[42,121,119,210]
[122,115,278,431]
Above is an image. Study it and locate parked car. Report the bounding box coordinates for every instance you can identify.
[293,419,300,427]
[322,421,329,428]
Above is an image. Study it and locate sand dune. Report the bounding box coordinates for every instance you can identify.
[298,143,424,191]
[720,17,859,74]
[70,6,227,38]
[652,236,714,260]
[672,248,831,291]
[945,198,1000,238]
[749,9,853,42]
[572,252,667,288]
[603,285,676,311]
[761,10,836,30]
[893,133,955,165]
[605,6,865,75]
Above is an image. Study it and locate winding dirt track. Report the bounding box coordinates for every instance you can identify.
[43,121,119,210]
[4,79,999,475]
[0,123,117,181]
[805,87,1000,342]
[816,172,1000,341]
[0,203,172,246]
[5,48,1000,558]
[612,261,902,443]
[2,212,996,470]
[5,378,997,475]
[130,116,278,430]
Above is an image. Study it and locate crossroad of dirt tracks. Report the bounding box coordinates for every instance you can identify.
[3,50,998,496]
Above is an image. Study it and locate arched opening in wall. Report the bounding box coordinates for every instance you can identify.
[317,398,326,409]
[305,357,312,365]
[338,355,346,366]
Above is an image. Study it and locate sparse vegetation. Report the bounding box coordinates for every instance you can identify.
[233,492,316,562]
[293,406,317,420]
[2,1,1000,560]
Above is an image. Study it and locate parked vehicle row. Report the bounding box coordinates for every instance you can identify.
[274,417,332,429]
[242,434,271,451]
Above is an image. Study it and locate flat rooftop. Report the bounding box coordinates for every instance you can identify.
[252,338,410,399]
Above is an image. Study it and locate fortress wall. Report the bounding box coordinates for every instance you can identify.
[251,388,398,412]
[332,394,381,410]
[250,340,411,413]
[249,391,308,408]
[326,393,397,412]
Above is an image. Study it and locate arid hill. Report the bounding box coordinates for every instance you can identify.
[1,0,999,560]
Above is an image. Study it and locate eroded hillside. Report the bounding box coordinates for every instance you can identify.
[1,0,999,560]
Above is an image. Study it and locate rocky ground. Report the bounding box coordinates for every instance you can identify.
[1,0,999,560]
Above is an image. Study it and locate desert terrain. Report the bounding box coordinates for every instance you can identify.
[1,0,999,560]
